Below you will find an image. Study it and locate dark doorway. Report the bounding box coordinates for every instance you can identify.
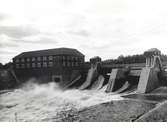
[54,77,61,83]
[52,75,62,83]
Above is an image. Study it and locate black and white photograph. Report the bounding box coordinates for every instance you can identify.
[0,0,167,122]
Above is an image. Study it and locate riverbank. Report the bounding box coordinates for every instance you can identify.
[77,87,167,122]
[77,99,167,122]
[78,99,156,122]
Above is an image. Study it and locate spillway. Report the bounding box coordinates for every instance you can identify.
[0,82,122,122]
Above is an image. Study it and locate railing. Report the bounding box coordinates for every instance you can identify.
[102,62,167,69]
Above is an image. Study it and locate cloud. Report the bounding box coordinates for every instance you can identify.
[0,43,18,48]
[21,35,58,44]
[0,25,40,38]
[0,13,8,21]
[0,34,19,48]
[0,50,16,55]
[1,0,167,63]
[67,29,90,37]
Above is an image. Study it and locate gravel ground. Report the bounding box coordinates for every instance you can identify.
[135,100,167,122]
[78,99,156,122]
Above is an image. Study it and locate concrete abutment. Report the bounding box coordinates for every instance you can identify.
[105,48,165,93]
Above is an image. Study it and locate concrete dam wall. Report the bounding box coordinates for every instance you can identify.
[9,48,167,94]
[63,48,167,94]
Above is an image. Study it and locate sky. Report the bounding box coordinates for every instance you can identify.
[0,0,167,64]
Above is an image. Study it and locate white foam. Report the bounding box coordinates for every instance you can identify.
[0,81,123,122]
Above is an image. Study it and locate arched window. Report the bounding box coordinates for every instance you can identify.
[27,58,30,62]
[32,57,36,62]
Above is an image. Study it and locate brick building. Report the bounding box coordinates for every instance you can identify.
[13,48,85,84]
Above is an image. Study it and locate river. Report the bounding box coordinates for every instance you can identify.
[0,82,122,122]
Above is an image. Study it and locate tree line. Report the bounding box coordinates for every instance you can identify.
[0,62,13,69]
[103,54,167,64]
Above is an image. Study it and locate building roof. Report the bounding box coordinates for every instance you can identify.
[13,48,84,59]
[146,48,161,53]
[144,48,161,56]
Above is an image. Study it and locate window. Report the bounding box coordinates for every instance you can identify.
[21,64,25,68]
[48,62,53,67]
[49,56,53,60]
[72,62,74,67]
[67,61,70,67]
[69,56,72,60]
[32,63,36,68]
[27,58,30,62]
[21,58,25,62]
[57,56,60,59]
[63,61,66,66]
[81,59,84,63]
[54,56,59,61]
[75,57,78,61]
[16,59,19,63]
[43,62,47,67]
[16,64,19,68]
[75,62,78,66]
[63,56,65,61]
[67,56,70,61]
[73,57,76,61]
[37,57,41,61]
[43,56,47,61]
[32,57,36,61]
[27,63,30,68]
[37,63,41,68]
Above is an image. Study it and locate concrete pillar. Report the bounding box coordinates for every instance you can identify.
[146,55,155,67]
[137,48,162,93]
[90,56,102,72]
[105,68,127,93]
[137,67,159,93]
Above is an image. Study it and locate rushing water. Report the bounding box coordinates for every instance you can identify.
[0,81,122,122]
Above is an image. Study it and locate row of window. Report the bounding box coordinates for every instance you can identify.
[62,61,80,67]
[16,62,53,68]
[15,56,83,63]
[15,56,53,63]
[15,61,81,69]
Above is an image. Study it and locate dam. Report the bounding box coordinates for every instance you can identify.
[1,48,167,121]
[11,47,167,94]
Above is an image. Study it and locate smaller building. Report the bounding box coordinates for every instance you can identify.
[13,48,85,84]
[90,56,102,64]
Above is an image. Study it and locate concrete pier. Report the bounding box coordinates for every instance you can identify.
[137,67,159,93]
[105,68,129,92]
[105,48,164,93]
[137,48,163,93]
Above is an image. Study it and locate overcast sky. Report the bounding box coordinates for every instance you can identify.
[0,0,167,64]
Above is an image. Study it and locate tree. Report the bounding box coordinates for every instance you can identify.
[0,63,3,69]
[3,62,13,69]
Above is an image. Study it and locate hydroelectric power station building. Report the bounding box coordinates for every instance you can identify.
[13,48,85,85]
